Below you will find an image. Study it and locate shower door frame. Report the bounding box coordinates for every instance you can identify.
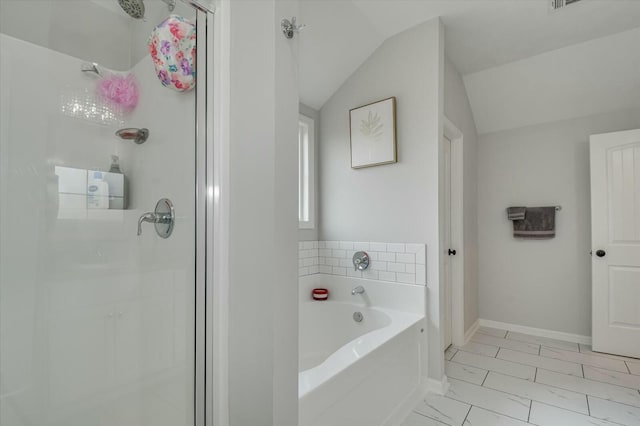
[189,2,216,426]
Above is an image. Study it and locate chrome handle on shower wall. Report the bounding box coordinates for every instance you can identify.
[137,198,175,238]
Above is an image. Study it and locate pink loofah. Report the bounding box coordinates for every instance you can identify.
[97,74,139,111]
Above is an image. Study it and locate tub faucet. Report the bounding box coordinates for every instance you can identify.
[351,286,365,296]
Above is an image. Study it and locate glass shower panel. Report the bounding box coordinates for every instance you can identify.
[0,1,199,425]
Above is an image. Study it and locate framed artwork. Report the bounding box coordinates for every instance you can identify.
[349,97,397,169]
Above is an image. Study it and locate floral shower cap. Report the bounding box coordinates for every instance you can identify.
[148,15,196,92]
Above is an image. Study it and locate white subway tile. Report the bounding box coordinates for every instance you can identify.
[319,265,332,274]
[339,258,352,268]
[325,241,339,249]
[362,269,379,280]
[303,258,315,267]
[299,267,309,276]
[298,242,304,250]
[318,257,326,265]
[368,251,379,260]
[378,271,396,282]
[405,263,416,273]
[332,249,346,258]
[317,241,326,249]
[370,242,387,252]
[378,252,396,262]
[308,265,319,274]
[416,246,426,265]
[353,242,370,251]
[310,248,318,257]
[319,248,332,257]
[405,243,423,253]
[347,268,362,278]
[332,266,347,276]
[396,253,415,263]
[388,262,406,273]
[387,243,405,253]
[416,264,426,285]
[326,258,339,267]
[339,241,354,250]
[302,241,314,250]
[298,259,305,268]
[312,241,319,249]
[371,261,387,271]
[396,273,416,284]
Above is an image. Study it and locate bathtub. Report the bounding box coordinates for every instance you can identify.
[299,274,427,426]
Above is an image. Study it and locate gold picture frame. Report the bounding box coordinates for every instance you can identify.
[349,97,397,169]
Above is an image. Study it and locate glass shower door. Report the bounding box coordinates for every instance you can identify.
[0,1,204,425]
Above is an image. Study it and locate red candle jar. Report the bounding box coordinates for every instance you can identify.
[312,288,329,301]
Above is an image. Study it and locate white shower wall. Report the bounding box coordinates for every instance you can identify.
[0,27,197,426]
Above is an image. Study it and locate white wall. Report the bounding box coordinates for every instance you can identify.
[298,103,320,242]
[478,108,640,336]
[319,18,445,382]
[225,1,299,425]
[464,27,640,135]
[444,57,479,333]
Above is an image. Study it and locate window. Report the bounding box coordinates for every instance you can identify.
[299,114,315,228]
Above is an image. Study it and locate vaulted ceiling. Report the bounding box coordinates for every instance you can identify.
[299,0,640,121]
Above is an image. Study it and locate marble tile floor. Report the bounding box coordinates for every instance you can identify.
[403,326,640,426]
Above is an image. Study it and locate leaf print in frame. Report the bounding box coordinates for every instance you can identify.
[359,110,384,140]
[349,97,397,169]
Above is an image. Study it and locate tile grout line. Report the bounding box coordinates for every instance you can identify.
[461,405,472,425]
[527,400,532,423]
[480,369,490,387]
[449,359,536,386]
[442,396,535,426]
[625,361,632,375]
[478,380,592,420]
[479,367,640,419]
[585,393,591,416]
[534,367,538,382]
[581,363,585,379]
[504,344,633,377]
[539,346,631,372]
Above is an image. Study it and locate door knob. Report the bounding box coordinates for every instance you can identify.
[596,249,606,258]
[448,249,457,256]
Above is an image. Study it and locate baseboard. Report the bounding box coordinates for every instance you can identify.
[425,375,450,396]
[383,382,429,426]
[478,319,592,345]
[463,319,479,345]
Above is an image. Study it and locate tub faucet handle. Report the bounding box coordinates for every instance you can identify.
[352,251,370,271]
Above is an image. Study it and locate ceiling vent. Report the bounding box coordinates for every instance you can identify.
[550,0,582,11]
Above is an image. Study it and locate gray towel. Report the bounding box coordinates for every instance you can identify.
[513,207,556,239]
[507,207,526,221]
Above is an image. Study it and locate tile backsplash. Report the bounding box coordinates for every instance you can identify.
[298,241,426,285]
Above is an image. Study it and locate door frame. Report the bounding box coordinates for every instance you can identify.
[443,116,465,348]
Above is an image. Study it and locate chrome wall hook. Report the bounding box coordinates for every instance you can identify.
[281,16,305,39]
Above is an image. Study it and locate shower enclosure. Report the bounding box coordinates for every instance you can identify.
[0,1,214,425]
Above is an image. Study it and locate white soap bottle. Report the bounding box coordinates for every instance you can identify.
[87,171,109,209]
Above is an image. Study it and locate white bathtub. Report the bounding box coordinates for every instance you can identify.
[299,274,427,426]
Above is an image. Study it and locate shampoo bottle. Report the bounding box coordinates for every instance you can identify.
[87,171,109,209]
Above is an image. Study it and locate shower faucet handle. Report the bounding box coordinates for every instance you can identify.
[137,212,158,236]
[137,199,175,238]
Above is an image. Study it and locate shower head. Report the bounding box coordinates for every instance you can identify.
[117,0,176,20]
[118,0,145,19]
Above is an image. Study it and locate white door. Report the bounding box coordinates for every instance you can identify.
[591,129,640,358]
[443,136,453,349]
